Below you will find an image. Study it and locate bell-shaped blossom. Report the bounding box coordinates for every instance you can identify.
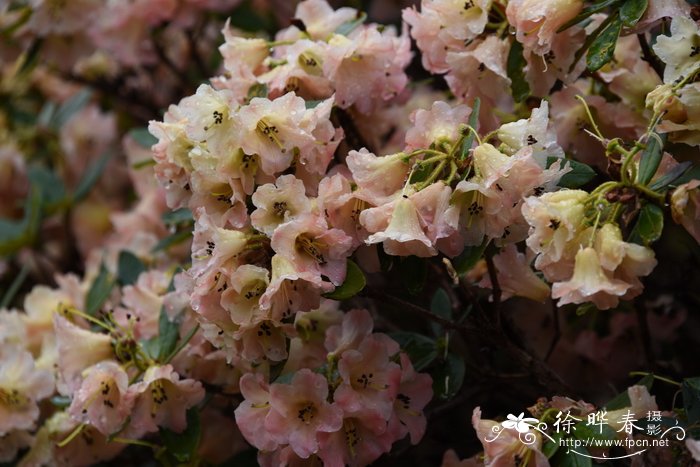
[403,0,492,73]
[656,83,700,146]
[479,244,551,302]
[265,369,343,458]
[552,247,630,309]
[653,16,700,84]
[404,101,472,152]
[128,365,204,433]
[346,149,411,205]
[506,0,583,56]
[113,270,170,340]
[54,315,114,395]
[270,213,353,286]
[335,335,402,420]
[234,319,291,363]
[496,101,564,166]
[251,175,312,236]
[323,24,412,114]
[234,373,278,451]
[390,353,433,445]
[68,361,133,436]
[0,345,54,435]
[259,254,334,320]
[236,93,340,176]
[220,265,270,325]
[325,308,375,357]
[445,36,511,130]
[522,189,589,280]
[317,172,370,247]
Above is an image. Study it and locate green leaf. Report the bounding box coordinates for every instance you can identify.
[409,162,434,184]
[157,306,180,362]
[452,238,489,275]
[649,161,692,191]
[620,0,649,27]
[51,89,92,129]
[128,127,158,148]
[547,157,596,188]
[570,12,618,73]
[85,263,114,316]
[117,251,146,286]
[322,260,366,300]
[0,185,42,256]
[683,378,700,425]
[460,98,481,160]
[390,332,439,371]
[160,408,201,463]
[305,99,323,109]
[335,12,367,36]
[162,208,193,225]
[28,166,65,209]
[542,432,563,458]
[628,203,664,246]
[430,288,452,336]
[73,151,112,203]
[586,15,623,72]
[400,256,427,295]
[432,353,465,400]
[37,101,57,128]
[637,132,666,185]
[605,374,654,409]
[246,82,268,101]
[557,0,622,32]
[507,40,530,103]
[152,229,193,252]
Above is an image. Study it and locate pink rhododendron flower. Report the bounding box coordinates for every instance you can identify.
[0,345,54,435]
[507,0,583,56]
[265,369,343,458]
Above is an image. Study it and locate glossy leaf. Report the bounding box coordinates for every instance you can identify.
[460,97,480,160]
[586,15,623,72]
[620,0,649,27]
[322,260,366,300]
[637,132,666,185]
[432,353,465,400]
[628,203,664,246]
[558,0,621,32]
[391,332,439,371]
[452,239,489,275]
[548,157,596,188]
[650,161,693,191]
[117,251,146,286]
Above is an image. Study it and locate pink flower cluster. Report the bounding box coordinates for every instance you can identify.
[235,308,432,466]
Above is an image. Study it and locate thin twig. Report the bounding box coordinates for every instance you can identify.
[364,287,475,333]
[637,33,665,80]
[484,252,502,328]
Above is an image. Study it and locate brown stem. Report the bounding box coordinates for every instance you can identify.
[545,299,561,362]
[484,251,502,328]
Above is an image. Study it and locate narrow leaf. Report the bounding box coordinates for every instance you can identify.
[460,97,481,160]
[637,132,666,185]
[650,161,693,191]
[547,157,596,188]
[51,89,92,129]
[620,0,649,27]
[73,151,112,202]
[85,263,114,316]
[586,15,623,72]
